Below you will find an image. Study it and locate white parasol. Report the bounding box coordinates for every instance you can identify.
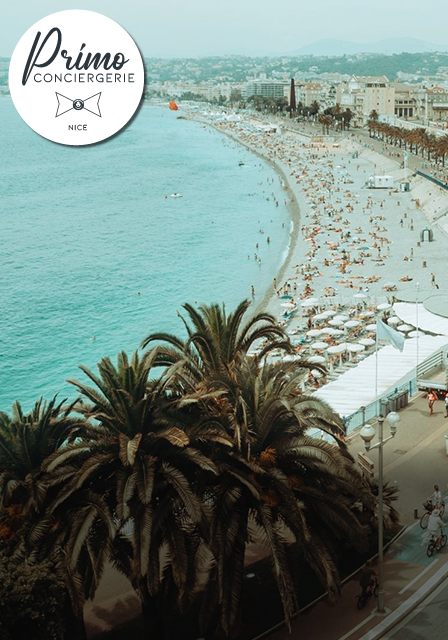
[327,344,346,354]
[353,293,367,299]
[365,323,377,331]
[345,320,360,328]
[301,297,319,307]
[377,302,392,311]
[281,302,296,308]
[387,317,400,325]
[329,318,344,327]
[311,341,328,351]
[306,329,322,337]
[358,338,375,346]
[308,355,326,364]
[346,343,365,353]
[397,324,413,333]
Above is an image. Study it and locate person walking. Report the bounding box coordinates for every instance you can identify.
[427,390,437,415]
[445,392,448,418]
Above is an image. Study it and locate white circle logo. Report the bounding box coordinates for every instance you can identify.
[9,10,145,146]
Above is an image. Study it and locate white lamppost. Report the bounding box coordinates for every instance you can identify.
[360,411,401,614]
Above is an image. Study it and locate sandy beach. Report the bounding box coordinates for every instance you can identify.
[186,110,448,324]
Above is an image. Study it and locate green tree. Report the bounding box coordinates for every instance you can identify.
[0,553,68,640]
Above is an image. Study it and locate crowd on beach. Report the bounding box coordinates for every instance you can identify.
[192,111,448,391]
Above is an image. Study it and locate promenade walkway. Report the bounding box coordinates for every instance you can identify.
[257,391,448,640]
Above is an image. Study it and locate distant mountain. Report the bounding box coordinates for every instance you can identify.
[288,38,448,56]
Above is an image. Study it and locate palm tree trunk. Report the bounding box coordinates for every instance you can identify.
[64,604,87,640]
[139,582,166,639]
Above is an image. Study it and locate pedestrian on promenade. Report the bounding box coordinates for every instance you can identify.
[427,390,437,415]
[445,392,448,418]
[428,508,445,550]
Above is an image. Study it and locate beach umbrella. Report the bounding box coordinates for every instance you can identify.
[329,318,344,327]
[327,344,346,354]
[398,324,413,333]
[347,343,365,353]
[313,313,328,321]
[387,317,400,326]
[345,320,360,328]
[331,329,345,336]
[308,355,326,364]
[311,341,328,351]
[321,309,337,317]
[360,310,375,318]
[301,297,319,306]
[320,327,338,335]
[358,338,375,346]
[366,323,377,331]
[353,292,367,299]
[281,302,296,308]
[409,330,423,338]
[377,303,392,311]
[307,329,322,337]
[334,314,349,322]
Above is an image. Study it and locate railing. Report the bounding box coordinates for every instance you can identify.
[415,170,448,191]
[343,378,418,434]
[417,349,444,377]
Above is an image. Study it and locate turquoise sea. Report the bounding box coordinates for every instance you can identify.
[0,100,290,410]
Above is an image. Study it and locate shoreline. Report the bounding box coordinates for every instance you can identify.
[184,112,303,317]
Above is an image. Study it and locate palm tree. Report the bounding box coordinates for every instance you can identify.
[0,397,86,513]
[342,108,353,130]
[369,109,379,122]
[0,397,101,640]
[183,356,375,637]
[141,300,291,386]
[45,349,218,638]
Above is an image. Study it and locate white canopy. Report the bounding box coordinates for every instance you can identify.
[360,311,375,318]
[334,314,349,322]
[398,324,413,332]
[320,327,338,335]
[365,323,377,331]
[345,320,360,328]
[377,302,392,311]
[315,336,448,417]
[393,302,448,336]
[307,329,322,337]
[281,302,296,308]
[322,310,337,317]
[387,317,400,325]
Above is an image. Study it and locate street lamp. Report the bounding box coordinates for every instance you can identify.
[360,411,401,614]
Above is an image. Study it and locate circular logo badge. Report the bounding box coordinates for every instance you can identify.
[9,10,144,146]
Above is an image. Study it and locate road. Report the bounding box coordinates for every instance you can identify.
[387,576,448,639]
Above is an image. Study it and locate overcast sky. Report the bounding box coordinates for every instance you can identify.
[2,0,448,57]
